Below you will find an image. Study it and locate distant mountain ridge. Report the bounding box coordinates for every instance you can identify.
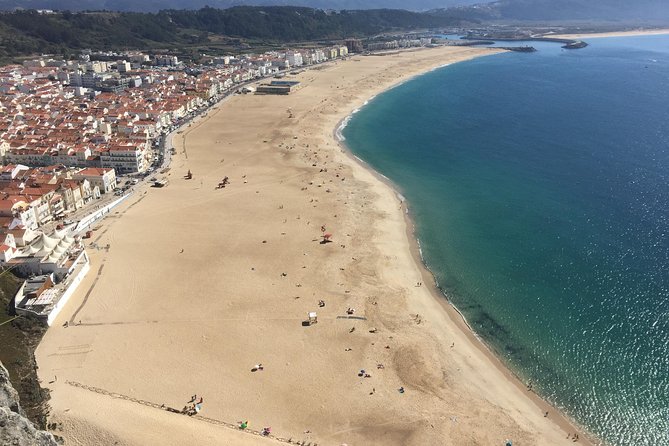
[0,0,478,13]
[436,0,669,22]
[2,0,668,22]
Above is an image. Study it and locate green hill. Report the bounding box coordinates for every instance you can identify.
[0,0,479,13]
[0,6,464,62]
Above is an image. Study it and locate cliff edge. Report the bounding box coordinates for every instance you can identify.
[0,361,57,446]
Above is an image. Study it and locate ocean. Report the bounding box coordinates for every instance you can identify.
[341,35,669,445]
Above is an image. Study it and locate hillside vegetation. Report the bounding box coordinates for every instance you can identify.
[0,0,475,13]
[0,6,464,61]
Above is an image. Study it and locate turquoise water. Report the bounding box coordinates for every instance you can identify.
[342,35,669,445]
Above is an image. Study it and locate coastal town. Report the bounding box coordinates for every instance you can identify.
[0,25,604,444]
[0,1,663,443]
[0,38,579,446]
[0,37,443,327]
[1,14,649,444]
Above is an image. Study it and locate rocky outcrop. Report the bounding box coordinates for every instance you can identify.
[0,361,57,446]
[0,362,21,414]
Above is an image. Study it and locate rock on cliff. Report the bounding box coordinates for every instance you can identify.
[0,361,57,446]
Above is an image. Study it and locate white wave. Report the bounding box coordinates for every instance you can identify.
[336,114,353,141]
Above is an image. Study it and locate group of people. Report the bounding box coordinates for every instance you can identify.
[237,421,271,436]
[358,369,371,378]
[176,394,277,438]
[216,176,230,189]
[181,395,204,416]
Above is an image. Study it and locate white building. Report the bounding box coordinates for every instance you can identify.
[286,51,304,67]
[117,60,131,73]
[73,167,117,193]
[9,233,90,326]
[100,145,147,174]
[155,55,179,66]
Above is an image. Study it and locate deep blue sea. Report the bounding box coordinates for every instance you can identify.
[342,35,669,445]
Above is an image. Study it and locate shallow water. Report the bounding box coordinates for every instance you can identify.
[343,35,669,445]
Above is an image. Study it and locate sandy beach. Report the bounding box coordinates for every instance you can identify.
[554,28,669,39]
[36,45,595,445]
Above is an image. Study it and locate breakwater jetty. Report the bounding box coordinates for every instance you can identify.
[499,46,537,52]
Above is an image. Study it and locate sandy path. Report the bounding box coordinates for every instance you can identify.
[36,46,595,445]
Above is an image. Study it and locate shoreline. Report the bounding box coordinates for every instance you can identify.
[36,45,595,445]
[554,28,669,39]
[334,111,597,445]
